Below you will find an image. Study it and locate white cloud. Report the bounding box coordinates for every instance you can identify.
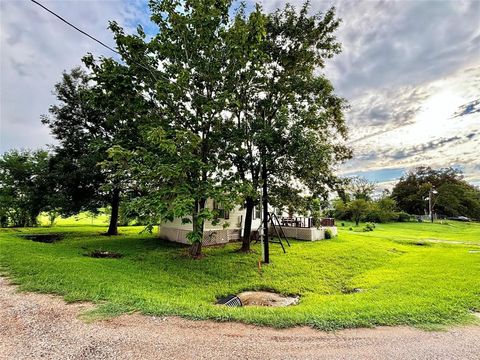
[258,0,480,184]
[0,0,150,152]
[342,65,480,178]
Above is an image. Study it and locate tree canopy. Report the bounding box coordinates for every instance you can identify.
[41,58,151,234]
[391,167,480,219]
[98,0,351,257]
[0,150,51,227]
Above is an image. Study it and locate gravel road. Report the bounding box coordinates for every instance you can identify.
[1,277,479,360]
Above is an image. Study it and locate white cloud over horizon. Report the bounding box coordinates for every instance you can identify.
[0,0,149,151]
[1,0,479,188]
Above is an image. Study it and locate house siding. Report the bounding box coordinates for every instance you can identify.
[159,199,245,245]
[159,200,336,245]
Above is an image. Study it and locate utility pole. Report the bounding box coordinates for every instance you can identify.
[259,194,264,262]
[429,188,433,223]
[428,186,438,223]
[262,155,269,264]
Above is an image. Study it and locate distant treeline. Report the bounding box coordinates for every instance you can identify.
[331,167,480,224]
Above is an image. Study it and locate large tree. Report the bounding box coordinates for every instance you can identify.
[42,61,150,235]
[224,2,351,252]
[222,4,268,251]
[106,0,238,257]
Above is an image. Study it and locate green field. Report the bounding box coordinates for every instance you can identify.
[0,221,479,330]
[37,212,110,227]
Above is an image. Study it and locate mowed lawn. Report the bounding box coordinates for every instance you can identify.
[0,221,479,330]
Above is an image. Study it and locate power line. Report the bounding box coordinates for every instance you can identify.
[29,0,207,98]
[30,0,120,55]
[29,0,160,83]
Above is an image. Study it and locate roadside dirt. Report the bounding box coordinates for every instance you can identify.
[1,277,479,360]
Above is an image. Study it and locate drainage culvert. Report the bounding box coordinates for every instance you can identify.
[216,295,243,307]
[217,291,299,307]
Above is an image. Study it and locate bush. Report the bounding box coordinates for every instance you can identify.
[397,212,412,222]
[324,228,333,239]
[363,222,375,232]
[341,222,345,227]
[364,207,399,223]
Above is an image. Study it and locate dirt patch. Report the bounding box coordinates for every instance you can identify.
[237,291,299,307]
[87,250,123,259]
[21,234,64,243]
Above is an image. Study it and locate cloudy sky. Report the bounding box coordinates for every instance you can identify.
[1,0,479,188]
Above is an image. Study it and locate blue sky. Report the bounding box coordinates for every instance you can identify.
[1,0,479,188]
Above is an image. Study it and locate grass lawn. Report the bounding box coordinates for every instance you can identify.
[0,221,479,330]
[37,212,110,227]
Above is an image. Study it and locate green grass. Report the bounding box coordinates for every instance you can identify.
[37,212,110,226]
[0,221,479,330]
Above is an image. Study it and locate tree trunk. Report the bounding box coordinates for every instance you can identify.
[240,196,255,252]
[107,188,120,235]
[189,199,205,258]
[337,187,348,203]
[189,241,202,257]
[355,217,359,226]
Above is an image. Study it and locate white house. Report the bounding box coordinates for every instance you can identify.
[159,199,337,246]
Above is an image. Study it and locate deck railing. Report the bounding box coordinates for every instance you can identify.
[280,217,335,228]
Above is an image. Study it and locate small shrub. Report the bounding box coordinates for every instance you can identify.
[341,222,345,227]
[324,228,333,239]
[397,212,412,222]
[349,227,353,231]
[363,222,375,232]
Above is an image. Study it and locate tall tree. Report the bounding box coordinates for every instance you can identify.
[347,176,376,201]
[42,61,150,235]
[105,0,351,257]
[0,149,50,227]
[222,4,268,251]
[224,2,351,252]
[106,0,237,257]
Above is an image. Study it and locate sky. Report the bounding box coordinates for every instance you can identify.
[1,0,479,189]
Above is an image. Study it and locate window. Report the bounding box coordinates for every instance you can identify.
[253,206,261,220]
[213,200,228,220]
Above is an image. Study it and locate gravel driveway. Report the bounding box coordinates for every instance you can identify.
[1,277,479,360]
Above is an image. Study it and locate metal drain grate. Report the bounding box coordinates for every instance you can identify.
[217,295,242,307]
